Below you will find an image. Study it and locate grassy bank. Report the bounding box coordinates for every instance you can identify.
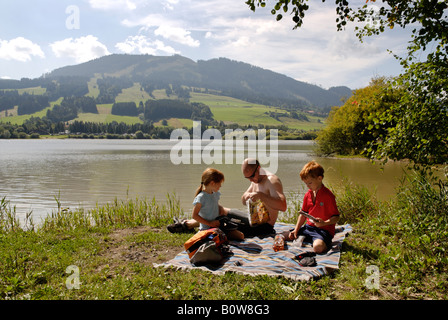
[1,170,447,300]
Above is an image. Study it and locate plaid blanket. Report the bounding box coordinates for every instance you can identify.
[155,223,352,281]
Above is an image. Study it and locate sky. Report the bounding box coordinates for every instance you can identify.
[0,0,414,90]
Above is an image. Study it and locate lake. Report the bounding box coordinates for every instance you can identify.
[0,139,408,223]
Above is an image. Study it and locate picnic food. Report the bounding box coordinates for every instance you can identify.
[248,200,270,226]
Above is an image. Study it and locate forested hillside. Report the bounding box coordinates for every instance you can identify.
[45,54,351,111]
[1,54,352,114]
[0,54,352,139]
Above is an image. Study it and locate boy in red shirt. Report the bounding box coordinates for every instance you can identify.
[289,161,340,254]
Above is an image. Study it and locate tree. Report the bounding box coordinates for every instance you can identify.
[366,60,448,166]
[316,77,400,156]
[135,130,144,139]
[111,102,138,116]
[245,1,447,51]
[17,94,49,115]
[246,0,448,166]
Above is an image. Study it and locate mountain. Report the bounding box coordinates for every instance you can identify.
[46,54,351,111]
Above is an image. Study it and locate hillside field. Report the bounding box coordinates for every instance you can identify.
[0,83,326,131]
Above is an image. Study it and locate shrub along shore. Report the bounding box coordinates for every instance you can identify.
[0,169,447,300]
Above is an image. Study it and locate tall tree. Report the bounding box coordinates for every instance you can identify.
[246,0,448,166]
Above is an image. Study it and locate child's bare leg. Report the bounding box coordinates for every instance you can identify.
[184,219,199,229]
[228,230,244,241]
[312,239,327,254]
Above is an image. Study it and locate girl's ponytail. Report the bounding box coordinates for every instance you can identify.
[194,182,204,197]
[194,168,224,197]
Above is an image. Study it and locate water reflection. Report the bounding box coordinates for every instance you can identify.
[0,139,409,222]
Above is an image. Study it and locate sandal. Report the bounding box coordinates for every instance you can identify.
[167,218,191,233]
[295,252,317,267]
[166,218,188,233]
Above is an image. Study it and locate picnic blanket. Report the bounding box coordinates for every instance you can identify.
[155,223,352,281]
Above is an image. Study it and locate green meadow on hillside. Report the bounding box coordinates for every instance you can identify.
[0,82,325,131]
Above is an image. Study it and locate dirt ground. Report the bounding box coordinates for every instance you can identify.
[96,226,182,273]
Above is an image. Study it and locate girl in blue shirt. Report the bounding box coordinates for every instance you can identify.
[192,168,244,240]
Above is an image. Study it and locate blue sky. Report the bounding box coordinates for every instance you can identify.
[0,0,413,89]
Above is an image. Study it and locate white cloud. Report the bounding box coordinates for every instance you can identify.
[0,37,45,62]
[115,35,179,55]
[89,0,137,11]
[118,1,400,89]
[154,26,200,47]
[162,0,179,11]
[121,14,162,28]
[121,12,200,47]
[195,4,402,88]
[50,36,110,63]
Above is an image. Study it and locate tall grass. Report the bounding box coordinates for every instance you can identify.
[336,168,448,297]
[0,197,34,233]
[40,193,182,232]
[1,192,182,234]
[392,169,448,270]
[333,168,448,267]
[332,178,381,224]
[281,178,380,225]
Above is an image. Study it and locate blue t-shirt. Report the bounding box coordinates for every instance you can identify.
[193,191,221,230]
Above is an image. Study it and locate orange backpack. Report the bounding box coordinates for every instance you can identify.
[184,228,228,259]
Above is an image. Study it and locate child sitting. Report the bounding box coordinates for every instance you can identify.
[192,168,244,241]
[289,161,340,253]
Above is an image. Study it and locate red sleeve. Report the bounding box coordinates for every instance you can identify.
[327,191,340,217]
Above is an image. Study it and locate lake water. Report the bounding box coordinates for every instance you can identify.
[0,139,408,223]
